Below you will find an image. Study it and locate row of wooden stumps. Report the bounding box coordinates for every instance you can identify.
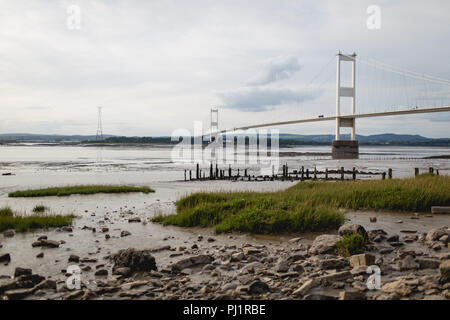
[415,167,439,176]
[184,163,395,182]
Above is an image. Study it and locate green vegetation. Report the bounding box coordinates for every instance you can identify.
[0,206,75,232]
[336,234,367,256]
[8,185,154,198]
[152,175,450,234]
[32,204,48,213]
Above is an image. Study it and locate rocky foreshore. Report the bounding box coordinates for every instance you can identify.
[1,222,449,300]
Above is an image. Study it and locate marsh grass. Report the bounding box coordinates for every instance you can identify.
[32,204,48,213]
[8,185,154,198]
[336,234,366,256]
[152,175,450,234]
[0,206,14,217]
[0,206,76,232]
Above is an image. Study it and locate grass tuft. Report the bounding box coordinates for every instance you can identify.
[8,185,154,198]
[336,234,367,257]
[32,204,48,213]
[0,206,14,217]
[152,175,450,234]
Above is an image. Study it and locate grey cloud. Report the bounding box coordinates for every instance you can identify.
[247,56,301,85]
[218,87,322,112]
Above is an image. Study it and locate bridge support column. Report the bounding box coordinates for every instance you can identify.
[333,51,359,159]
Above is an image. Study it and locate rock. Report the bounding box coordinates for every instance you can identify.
[0,253,11,263]
[339,290,366,300]
[369,217,377,223]
[293,279,317,297]
[68,255,80,263]
[62,226,73,232]
[120,230,131,237]
[274,259,289,273]
[207,237,216,242]
[171,254,214,272]
[426,227,448,244]
[248,280,269,294]
[338,224,368,240]
[317,271,352,284]
[14,267,32,278]
[128,217,141,223]
[94,269,108,276]
[111,248,157,274]
[387,235,399,242]
[3,230,15,238]
[439,260,450,284]
[34,279,57,291]
[4,288,34,299]
[395,255,420,271]
[289,237,303,243]
[36,252,44,258]
[349,253,375,267]
[231,252,245,262]
[309,234,342,255]
[382,279,413,297]
[32,239,60,248]
[416,258,440,269]
[113,267,132,277]
[318,258,349,270]
[243,247,261,255]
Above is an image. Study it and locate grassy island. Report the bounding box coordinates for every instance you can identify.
[0,206,75,232]
[152,174,450,234]
[8,185,154,198]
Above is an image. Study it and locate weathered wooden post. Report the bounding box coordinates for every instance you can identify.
[306,168,309,179]
[282,165,286,177]
[229,165,232,178]
[244,169,247,177]
[237,168,240,177]
[286,163,288,178]
[196,163,199,179]
[388,168,392,179]
[301,166,304,180]
[414,168,419,176]
[341,167,344,180]
[210,163,213,179]
[437,169,440,175]
[189,170,192,180]
[429,167,434,174]
[313,167,317,180]
[352,167,356,180]
[382,172,386,180]
[325,168,328,180]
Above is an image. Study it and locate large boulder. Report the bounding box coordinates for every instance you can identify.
[426,227,449,244]
[338,224,368,240]
[309,234,342,255]
[110,248,157,274]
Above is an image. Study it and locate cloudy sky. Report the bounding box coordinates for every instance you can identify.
[1,0,449,137]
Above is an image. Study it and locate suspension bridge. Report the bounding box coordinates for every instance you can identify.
[208,52,450,159]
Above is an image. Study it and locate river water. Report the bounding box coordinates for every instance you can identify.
[0,144,449,283]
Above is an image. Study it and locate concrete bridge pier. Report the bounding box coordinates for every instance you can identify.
[332,139,359,159]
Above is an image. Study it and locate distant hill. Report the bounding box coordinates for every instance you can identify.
[0,133,449,146]
[0,133,115,142]
[277,133,450,146]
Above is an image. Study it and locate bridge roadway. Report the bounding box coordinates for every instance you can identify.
[214,106,450,134]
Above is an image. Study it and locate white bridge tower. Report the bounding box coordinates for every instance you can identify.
[332,52,359,159]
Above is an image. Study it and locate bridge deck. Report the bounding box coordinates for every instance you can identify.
[216,106,450,134]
